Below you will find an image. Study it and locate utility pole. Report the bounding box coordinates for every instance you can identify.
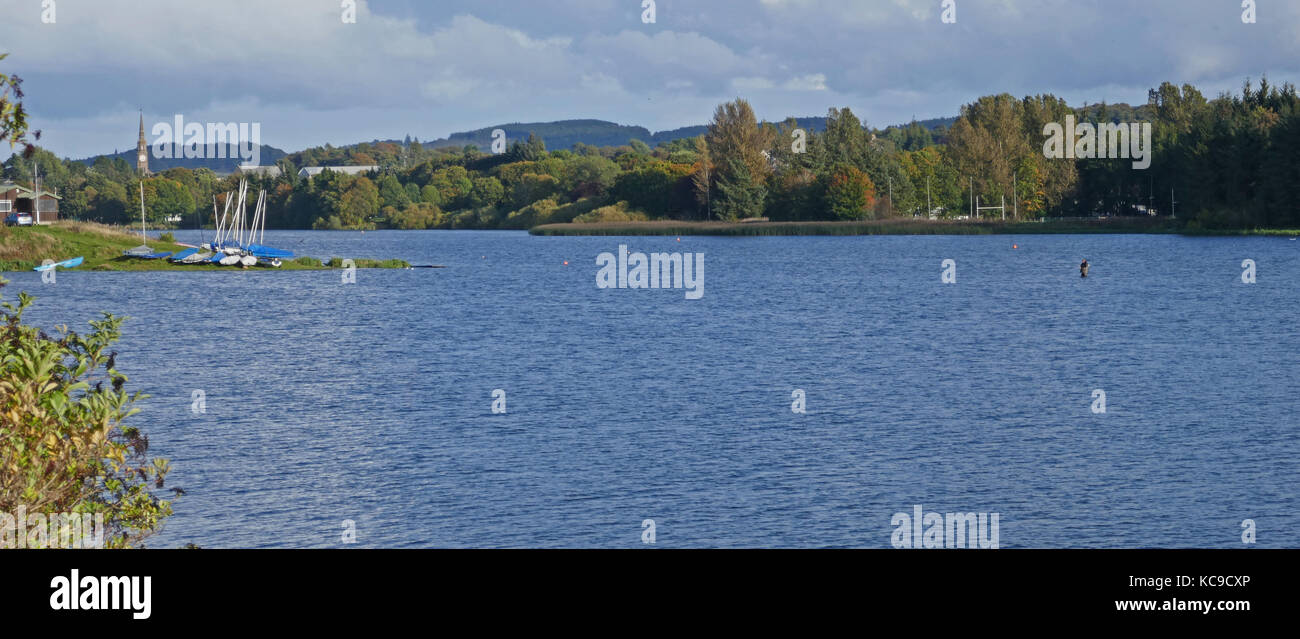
[888,177,893,217]
[927,175,932,219]
[1170,188,1176,219]
[970,178,974,218]
[1013,171,1018,220]
[33,163,40,224]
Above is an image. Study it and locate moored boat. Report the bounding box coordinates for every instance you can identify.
[170,248,200,263]
[33,256,84,271]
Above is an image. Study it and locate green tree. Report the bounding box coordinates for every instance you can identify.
[566,155,619,199]
[0,283,175,548]
[419,184,442,207]
[508,133,547,162]
[713,156,766,221]
[691,137,712,219]
[388,202,441,229]
[824,165,877,220]
[129,178,194,226]
[509,173,561,209]
[377,174,410,209]
[467,176,505,208]
[705,98,773,191]
[612,162,693,218]
[817,107,876,173]
[338,176,379,228]
[430,166,473,208]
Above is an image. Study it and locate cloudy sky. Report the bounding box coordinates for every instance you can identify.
[1,0,1297,159]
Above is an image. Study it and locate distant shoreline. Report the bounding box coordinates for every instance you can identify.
[529,218,1300,237]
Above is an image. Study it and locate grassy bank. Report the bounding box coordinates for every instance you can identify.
[529,217,1300,237]
[0,222,410,272]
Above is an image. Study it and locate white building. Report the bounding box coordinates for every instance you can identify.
[298,166,379,179]
[235,165,282,178]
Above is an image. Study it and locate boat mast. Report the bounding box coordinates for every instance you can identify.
[254,190,266,244]
[139,181,147,244]
[216,191,231,247]
[234,180,246,247]
[239,180,249,246]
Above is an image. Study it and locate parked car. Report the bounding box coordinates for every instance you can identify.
[4,212,34,226]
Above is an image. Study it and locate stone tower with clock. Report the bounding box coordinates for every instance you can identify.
[136,112,150,175]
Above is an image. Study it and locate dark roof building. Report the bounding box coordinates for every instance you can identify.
[0,181,61,223]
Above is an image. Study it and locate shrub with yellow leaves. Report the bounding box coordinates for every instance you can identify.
[0,277,175,548]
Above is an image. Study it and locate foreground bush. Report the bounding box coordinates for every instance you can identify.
[0,278,174,548]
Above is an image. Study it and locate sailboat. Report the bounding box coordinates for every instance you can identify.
[123,182,154,257]
[33,256,84,271]
[173,196,214,263]
[206,180,293,267]
[123,182,172,259]
[243,190,294,261]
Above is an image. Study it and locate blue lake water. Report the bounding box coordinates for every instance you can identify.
[6,230,1298,548]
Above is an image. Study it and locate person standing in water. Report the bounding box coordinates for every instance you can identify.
[1080,259,1090,278]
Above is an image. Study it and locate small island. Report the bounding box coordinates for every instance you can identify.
[0,222,409,272]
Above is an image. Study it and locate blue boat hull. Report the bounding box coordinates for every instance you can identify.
[32,256,84,271]
[169,248,200,262]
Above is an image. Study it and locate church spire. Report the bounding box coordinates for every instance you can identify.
[136,111,150,175]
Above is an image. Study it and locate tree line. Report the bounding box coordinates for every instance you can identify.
[5,77,1298,231]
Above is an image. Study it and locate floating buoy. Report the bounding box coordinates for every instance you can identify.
[1012,244,1018,249]
[676,237,681,242]
[563,261,569,266]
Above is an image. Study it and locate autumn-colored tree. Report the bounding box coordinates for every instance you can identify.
[705,99,773,187]
[824,165,876,220]
[0,53,38,156]
[1,284,175,548]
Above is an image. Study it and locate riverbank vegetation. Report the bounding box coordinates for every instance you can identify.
[530,217,1201,236]
[5,79,1300,233]
[0,278,175,547]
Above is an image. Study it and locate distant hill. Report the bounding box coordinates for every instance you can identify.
[74,115,956,170]
[75,143,289,174]
[429,119,654,151]
[421,115,955,152]
[886,115,957,131]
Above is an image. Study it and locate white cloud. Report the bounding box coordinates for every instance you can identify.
[3,0,1299,158]
[783,74,828,91]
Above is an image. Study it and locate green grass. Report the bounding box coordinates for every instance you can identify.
[1180,227,1300,236]
[0,222,410,272]
[529,217,1195,236]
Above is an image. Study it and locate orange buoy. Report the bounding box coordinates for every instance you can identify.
[1013,244,1018,249]
[563,261,569,265]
